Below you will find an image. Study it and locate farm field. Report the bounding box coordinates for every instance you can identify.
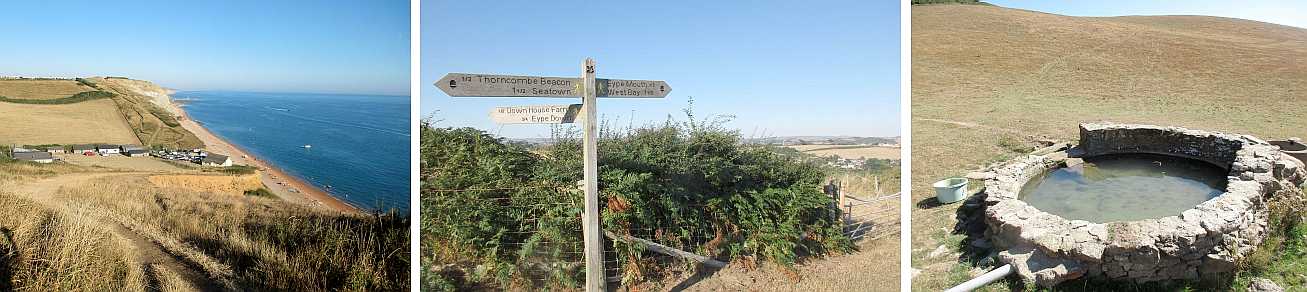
[911,3,1307,291]
[0,99,140,145]
[786,144,901,160]
[0,79,95,100]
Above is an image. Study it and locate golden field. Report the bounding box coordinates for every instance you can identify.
[787,144,902,160]
[0,79,94,100]
[0,99,140,145]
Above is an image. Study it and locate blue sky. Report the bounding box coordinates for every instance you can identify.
[0,1,409,95]
[988,0,1307,29]
[423,1,901,138]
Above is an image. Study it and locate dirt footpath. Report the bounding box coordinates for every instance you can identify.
[657,236,901,291]
[9,172,227,291]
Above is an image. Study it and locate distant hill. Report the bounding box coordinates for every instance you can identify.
[0,77,202,148]
[505,135,900,147]
[746,136,900,146]
[913,4,1307,141]
[911,4,1307,290]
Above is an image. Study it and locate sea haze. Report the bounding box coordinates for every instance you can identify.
[179,91,410,212]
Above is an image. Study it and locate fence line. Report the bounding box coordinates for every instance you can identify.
[825,178,901,242]
[431,178,901,289]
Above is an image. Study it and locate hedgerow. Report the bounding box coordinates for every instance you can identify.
[0,90,114,104]
[421,111,851,289]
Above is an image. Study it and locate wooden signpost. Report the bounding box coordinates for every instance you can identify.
[488,104,581,124]
[436,58,670,292]
[436,74,672,98]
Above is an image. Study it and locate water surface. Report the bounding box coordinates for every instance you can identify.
[1018,154,1226,223]
[180,91,410,212]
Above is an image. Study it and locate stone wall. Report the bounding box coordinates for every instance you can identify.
[979,122,1306,287]
[1078,123,1255,169]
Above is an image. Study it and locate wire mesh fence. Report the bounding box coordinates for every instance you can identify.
[426,177,899,289]
[826,179,901,242]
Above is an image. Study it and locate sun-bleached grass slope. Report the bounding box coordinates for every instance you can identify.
[0,99,140,145]
[912,4,1307,290]
[0,79,95,100]
[0,162,410,290]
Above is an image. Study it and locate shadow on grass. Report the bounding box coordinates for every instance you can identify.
[0,227,13,291]
[665,264,725,292]
[916,196,947,210]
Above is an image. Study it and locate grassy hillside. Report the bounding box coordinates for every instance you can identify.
[911,4,1307,290]
[0,161,409,291]
[91,77,204,149]
[0,79,98,100]
[0,77,203,149]
[0,99,141,145]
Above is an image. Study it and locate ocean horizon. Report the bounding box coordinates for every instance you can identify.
[178,90,410,212]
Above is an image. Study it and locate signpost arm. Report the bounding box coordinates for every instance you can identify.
[580,58,606,292]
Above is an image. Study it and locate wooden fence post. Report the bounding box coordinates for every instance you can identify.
[580,58,606,292]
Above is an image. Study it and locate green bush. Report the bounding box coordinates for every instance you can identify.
[207,165,257,175]
[421,112,850,289]
[244,188,275,198]
[74,78,100,89]
[0,91,115,104]
[147,105,182,127]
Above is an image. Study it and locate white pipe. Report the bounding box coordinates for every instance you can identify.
[944,264,1013,292]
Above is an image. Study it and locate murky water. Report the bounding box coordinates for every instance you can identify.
[1018,154,1227,223]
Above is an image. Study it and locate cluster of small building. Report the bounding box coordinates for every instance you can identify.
[64,144,151,157]
[827,158,868,170]
[8,144,232,167]
[153,149,232,167]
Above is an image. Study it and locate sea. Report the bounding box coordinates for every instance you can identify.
[177,91,410,212]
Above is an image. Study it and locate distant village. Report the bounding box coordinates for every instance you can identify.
[7,144,233,167]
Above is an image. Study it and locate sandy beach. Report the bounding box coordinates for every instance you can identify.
[166,99,359,213]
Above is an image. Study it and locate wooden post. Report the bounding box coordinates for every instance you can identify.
[604,231,727,268]
[874,175,881,195]
[580,58,605,292]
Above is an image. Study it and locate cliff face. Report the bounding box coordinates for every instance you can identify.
[89,77,203,149]
[95,77,178,115]
[147,173,264,196]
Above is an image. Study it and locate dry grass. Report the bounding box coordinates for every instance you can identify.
[151,264,199,292]
[0,161,409,290]
[652,170,903,291]
[911,4,1307,291]
[61,178,408,291]
[658,235,901,291]
[0,77,202,149]
[786,145,902,160]
[60,155,191,172]
[0,99,140,145]
[0,187,149,291]
[0,79,94,100]
[92,77,203,149]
